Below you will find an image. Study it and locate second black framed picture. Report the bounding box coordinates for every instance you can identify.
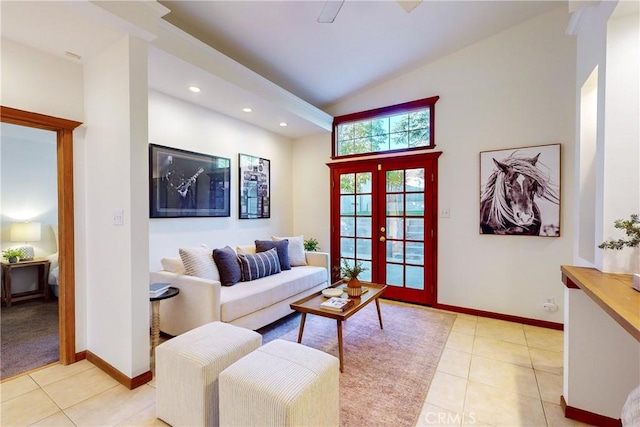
[239,153,270,219]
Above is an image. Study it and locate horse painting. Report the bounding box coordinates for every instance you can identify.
[480,151,560,235]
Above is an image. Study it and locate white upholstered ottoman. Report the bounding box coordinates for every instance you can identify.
[155,321,262,427]
[219,339,340,427]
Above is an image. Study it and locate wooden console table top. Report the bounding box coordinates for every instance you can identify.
[561,265,639,341]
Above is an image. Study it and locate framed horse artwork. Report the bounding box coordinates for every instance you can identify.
[479,143,561,236]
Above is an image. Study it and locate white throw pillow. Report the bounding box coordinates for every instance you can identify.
[271,235,307,266]
[160,257,186,275]
[236,245,256,255]
[178,247,220,281]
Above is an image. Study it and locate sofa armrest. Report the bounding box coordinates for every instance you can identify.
[150,271,223,336]
[305,251,330,284]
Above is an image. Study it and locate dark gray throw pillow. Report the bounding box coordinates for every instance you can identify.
[212,246,241,286]
[255,239,291,270]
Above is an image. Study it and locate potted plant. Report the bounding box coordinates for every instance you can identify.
[304,237,320,252]
[598,214,640,250]
[336,259,367,297]
[2,248,24,264]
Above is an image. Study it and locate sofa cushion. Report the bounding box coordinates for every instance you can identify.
[179,247,219,281]
[255,239,291,270]
[213,246,242,286]
[236,245,256,255]
[238,248,281,282]
[220,266,327,323]
[272,235,307,266]
[161,257,186,275]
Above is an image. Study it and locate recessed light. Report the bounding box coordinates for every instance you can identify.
[189,86,201,93]
[242,107,253,113]
[279,122,288,127]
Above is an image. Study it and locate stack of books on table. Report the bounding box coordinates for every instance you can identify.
[320,297,355,312]
[149,283,170,298]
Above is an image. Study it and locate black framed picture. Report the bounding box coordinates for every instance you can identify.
[149,144,230,218]
[239,153,270,219]
[479,143,561,236]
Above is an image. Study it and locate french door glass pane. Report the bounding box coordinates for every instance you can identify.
[356,195,372,215]
[386,194,403,215]
[406,193,424,216]
[355,172,372,193]
[406,242,424,265]
[386,241,404,263]
[386,218,404,239]
[340,195,355,215]
[405,218,424,240]
[356,239,372,260]
[386,264,403,286]
[386,170,404,192]
[406,266,424,289]
[356,217,372,237]
[359,260,372,282]
[341,238,355,257]
[405,168,425,191]
[341,217,355,236]
[340,174,355,194]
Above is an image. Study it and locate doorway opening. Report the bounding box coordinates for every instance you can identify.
[1,106,81,370]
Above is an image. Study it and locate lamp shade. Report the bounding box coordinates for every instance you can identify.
[10,222,41,242]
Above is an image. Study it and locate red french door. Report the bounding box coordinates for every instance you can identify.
[329,153,440,305]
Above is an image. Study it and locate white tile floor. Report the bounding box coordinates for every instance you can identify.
[0,311,592,426]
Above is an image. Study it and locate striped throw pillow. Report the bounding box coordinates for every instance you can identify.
[238,248,281,282]
[179,247,220,281]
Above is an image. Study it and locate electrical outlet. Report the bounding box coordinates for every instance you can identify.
[440,207,450,218]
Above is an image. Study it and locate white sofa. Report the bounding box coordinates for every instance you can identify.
[150,246,330,336]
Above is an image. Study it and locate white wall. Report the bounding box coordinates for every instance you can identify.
[600,8,640,274]
[292,133,332,252]
[148,91,295,270]
[299,7,576,323]
[83,35,150,377]
[0,39,84,122]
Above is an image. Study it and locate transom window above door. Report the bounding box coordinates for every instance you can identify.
[332,96,439,159]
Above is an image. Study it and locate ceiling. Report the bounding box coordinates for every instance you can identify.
[1,1,565,138]
[159,1,563,109]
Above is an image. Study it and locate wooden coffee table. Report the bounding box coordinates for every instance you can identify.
[289,282,387,372]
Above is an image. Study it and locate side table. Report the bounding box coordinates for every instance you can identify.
[150,286,179,370]
[1,258,51,306]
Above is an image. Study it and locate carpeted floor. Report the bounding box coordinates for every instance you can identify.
[258,299,456,427]
[1,299,59,380]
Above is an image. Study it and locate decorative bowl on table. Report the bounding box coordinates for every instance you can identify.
[322,288,344,298]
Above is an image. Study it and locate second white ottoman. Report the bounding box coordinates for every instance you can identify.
[219,339,340,427]
[156,321,262,427]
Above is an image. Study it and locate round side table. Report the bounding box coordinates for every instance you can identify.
[150,286,179,370]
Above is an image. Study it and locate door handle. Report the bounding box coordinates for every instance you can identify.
[380,236,386,242]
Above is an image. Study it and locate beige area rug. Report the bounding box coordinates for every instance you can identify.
[259,300,456,427]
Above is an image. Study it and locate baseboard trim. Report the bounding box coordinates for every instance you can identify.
[561,395,622,427]
[433,303,564,330]
[85,351,152,390]
[75,350,87,362]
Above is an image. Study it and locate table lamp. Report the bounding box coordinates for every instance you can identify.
[10,221,41,260]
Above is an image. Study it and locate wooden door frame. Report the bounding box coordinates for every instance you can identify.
[1,106,82,365]
[328,151,441,305]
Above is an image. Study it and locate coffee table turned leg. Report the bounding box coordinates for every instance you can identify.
[375,298,384,329]
[297,313,307,343]
[337,320,344,373]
